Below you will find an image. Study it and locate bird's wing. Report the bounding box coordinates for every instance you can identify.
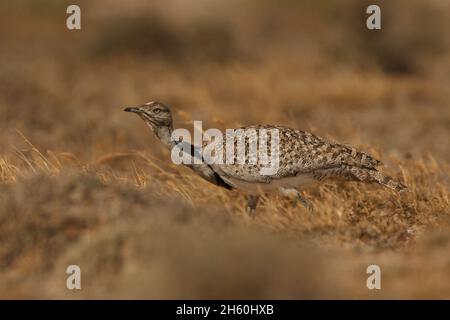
[208,125,382,183]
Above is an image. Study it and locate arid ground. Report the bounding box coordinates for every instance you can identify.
[0,0,449,299]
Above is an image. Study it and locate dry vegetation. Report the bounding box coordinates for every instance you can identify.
[0,0,449,299]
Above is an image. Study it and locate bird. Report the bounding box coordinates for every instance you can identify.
[124,101,406,214]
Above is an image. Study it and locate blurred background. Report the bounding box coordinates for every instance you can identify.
[0,0,449,299]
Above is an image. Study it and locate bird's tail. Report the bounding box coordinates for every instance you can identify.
[350,167,407,192]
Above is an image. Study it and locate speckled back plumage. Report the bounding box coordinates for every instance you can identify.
[209,125,405,192]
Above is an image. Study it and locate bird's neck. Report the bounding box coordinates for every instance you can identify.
[148,123,175,149]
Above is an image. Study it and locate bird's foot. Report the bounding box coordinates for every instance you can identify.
[295,194,313,211]
[246,194,260,216]
[279,187,313,211]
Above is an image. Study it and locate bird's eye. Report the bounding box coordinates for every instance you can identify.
[153,108,161,114]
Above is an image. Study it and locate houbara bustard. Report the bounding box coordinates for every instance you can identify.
[124,101,406,213]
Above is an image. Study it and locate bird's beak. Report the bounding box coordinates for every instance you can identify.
[124,107,141,113]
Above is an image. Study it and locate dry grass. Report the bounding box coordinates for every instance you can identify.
[0,0,449,299]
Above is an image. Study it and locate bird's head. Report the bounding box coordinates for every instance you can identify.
[124,101,173,128]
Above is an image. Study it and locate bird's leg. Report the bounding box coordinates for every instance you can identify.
[278,187,313,210]
[246,194,260,216]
